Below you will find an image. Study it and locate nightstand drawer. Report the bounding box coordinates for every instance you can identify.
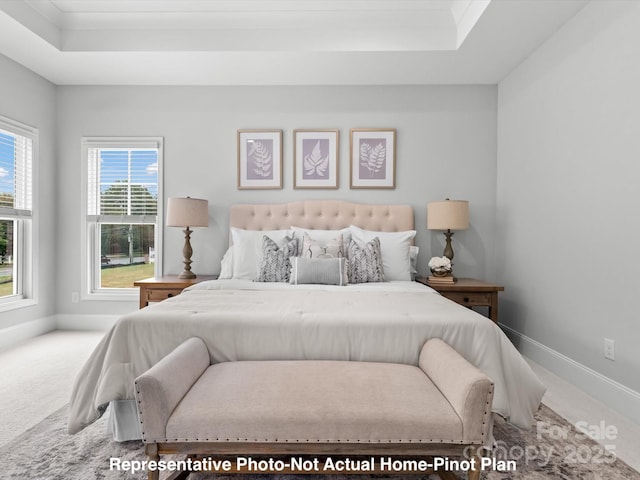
[146,288,182,302]
[441,292,492,307]
[416,277,503,323]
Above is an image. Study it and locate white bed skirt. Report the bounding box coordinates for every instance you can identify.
[106,400,142,441]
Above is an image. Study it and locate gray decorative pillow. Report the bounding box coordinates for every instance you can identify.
[346,237,384,284]
[256,235,298,282]
[290,257,348,286]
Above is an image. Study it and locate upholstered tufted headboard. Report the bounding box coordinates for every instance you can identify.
[230,200,414,232]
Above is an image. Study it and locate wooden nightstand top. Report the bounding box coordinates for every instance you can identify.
[416,277,504,292]
[134,275,218,288]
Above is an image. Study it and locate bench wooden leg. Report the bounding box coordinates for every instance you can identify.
[436,465,480,480]
[437,472,460,480]
[145,444,159,480]
[145,446,192,480]
[467,452,481,480]
[166,470,191,480]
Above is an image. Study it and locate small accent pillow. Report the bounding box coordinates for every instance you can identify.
[301,233,345,259]
[256,235,298,282]
[290,257,348,286]
[346,237,384,284]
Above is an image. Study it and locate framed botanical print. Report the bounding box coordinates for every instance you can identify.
[237,129,283,189]
[350,128,396,189]
[293,129,339,189]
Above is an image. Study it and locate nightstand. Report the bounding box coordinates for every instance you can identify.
[134,275,218,309]
[416,277,504,323]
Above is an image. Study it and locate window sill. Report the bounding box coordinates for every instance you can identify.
[83,289,138,302]
[0,297,37,313]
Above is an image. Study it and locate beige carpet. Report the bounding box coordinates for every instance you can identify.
[0,403,638,479]
[0,330,105,447]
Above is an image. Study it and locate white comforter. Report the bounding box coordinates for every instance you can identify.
[68,280,545,434]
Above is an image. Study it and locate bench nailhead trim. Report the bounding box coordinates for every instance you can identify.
[157,438,468,444]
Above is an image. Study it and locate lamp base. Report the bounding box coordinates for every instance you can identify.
[179,227,196,280]
[442,229,457,277]
[443,229,455,261]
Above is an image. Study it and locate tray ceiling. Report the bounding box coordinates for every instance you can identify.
[0,0,588,85]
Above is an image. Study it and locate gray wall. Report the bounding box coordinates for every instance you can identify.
[0,55,57,330]
[56,85,498,315]
[497,1,640,395]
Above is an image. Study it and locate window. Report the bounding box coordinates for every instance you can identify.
[0,115,35,307]
[83,138,163,298]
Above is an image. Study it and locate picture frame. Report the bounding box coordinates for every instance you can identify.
[350,128,396,189]
[293,129,339,189]
[237,129,283,189]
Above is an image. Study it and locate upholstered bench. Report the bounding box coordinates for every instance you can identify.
[135,337,494,480]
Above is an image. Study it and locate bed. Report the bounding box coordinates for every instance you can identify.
[68,200,545,440]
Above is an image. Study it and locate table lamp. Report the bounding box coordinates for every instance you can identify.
[427,199,469,262]
[166,197,209,279]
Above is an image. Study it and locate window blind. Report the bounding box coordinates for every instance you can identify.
[86,140,160,222]
[0,120,35,217]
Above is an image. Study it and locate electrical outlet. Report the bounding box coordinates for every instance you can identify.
[71,292,79,303]
[604,338,615,361]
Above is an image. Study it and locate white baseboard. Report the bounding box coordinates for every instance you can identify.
[501,323,640,425]
[55,314,118,331]
[0,314,116,351]
[0,316,57,352]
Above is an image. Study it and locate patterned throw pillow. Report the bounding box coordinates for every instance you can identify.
[301,233,345,259]
[256,235,298,282]
[346,237,384,284]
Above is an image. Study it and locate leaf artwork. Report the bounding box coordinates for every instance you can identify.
[303,140,330,179]
[247,140,273,180]
[359,140,386,178]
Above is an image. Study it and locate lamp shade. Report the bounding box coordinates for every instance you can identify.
[427,200,469,231]
[166,197,209,228]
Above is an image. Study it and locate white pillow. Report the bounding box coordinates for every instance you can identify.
[349,225,416,281]
[230,227,293,280]
[218,246,234,279]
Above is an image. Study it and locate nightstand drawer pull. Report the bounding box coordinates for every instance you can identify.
[443,292,491,307]
[147,289,182,302]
